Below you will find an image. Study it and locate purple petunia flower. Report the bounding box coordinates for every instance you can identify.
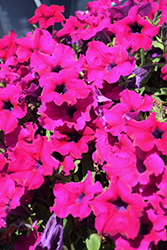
[34,213,63,250]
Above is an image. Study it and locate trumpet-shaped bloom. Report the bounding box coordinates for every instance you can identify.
[0,31,17,62]
[16,29,57,63]
[0,85,27,134]
[51,171,103,220]
[113,6,159,52]
[38,94,95,131]
[85,40,135,87]
[125,112,167,154]
[30,44,84,76]
[89,178,145,239]
[0,174,24,228]
[39,70,90,106]
[103,134,165,187]
[8,136,55,190]
[28,4,65,29]
[50,125,94,159]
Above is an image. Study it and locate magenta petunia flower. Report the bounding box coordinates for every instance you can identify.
[39,70,90,106]
[0,85,27,134]
[89,178,145,239]
[7,135,55,190]
[99,89,153,136]
[30,44,84,76]
[16,29,57,63]
[113,206,167,250]
[0,174,24,228]
[28,4,65,29]
[125,112,167,154]
[56,15,85,42]
[113,6,159,52]
[85,40,135,87]
[92,128,117,164]
[103,133,165,187]
[74,10,111,41]
[50,171,103,220]
[38,94,96,131]
[0,30,17,63]
[50,125,94,159]
[4,122,38,148]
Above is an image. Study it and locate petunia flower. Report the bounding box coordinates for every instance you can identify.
[50,125,94,159]
[16,29,57,63]
[0,30,17,63]
[113,6,159,52]
[7,135,55,190]
[0,85,27,134]
[103,133,165,187]
[125,112,167,154]
[33,213,63,250]
[89,177,145,239]
[30,44,84,76]
[85,40,135,87]
[50,171,103,220]
[0,174,24,228]
[38,94,96,131]
[39,70,90,107]
[28,4,65,29]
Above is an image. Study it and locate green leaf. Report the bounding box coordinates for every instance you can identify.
[74,160,81,174]
[63,246,69,250]
[156,36,163,43]
[152,41,164,51]
[46,130,53,140]
[85,233,101,250]
[71,244,76,250]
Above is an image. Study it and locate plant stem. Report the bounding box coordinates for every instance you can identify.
[140,47,145,66]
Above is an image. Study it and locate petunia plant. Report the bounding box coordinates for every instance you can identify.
[1,0,167,249]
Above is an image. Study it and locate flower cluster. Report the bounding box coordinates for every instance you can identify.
[1,0,167,250]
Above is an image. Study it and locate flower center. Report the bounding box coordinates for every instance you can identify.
[112,198,128,211]
[52,65,63,73]
[3,100,14,112]
[107,62,116,72]
[66,105,77,119]
[151,128,163,139]
[77,191,86,204]
[130,22,142,34]
[68,131,82,143]
[35,159,42,170]
[54,83,68,95]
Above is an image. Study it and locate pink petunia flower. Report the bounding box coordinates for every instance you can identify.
[85,40,135,87]
[39,70,90,106]
[125,112,167,154]
[90,177,145,239]
[50,125,94,159]
[113,6,159,52]
[103,133,165,187]
[38,94,96,131]
[16,29,57,63]
[50,171,103,220]
[0,31,17,63]
[7,135,55,190]
[28,4,65,29]
[30,44,84,76]
[0,174,24,228]
[0,85,27,134]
